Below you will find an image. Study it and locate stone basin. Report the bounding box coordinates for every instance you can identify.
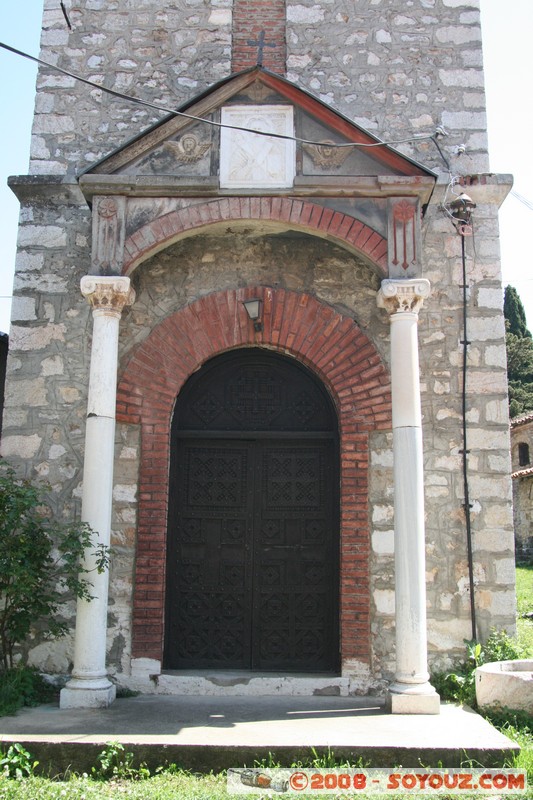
[475,660,533,712]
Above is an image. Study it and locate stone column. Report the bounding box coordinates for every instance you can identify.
[60,276,135,709]
[377,278,440,715]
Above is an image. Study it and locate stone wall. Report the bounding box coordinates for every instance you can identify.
[1,0,517,686]
[31,0,486,175]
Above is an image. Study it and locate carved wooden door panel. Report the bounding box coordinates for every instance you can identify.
[164,349,339,672]
[253,441,337,670]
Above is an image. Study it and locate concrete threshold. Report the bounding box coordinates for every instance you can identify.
[0,695,519,775]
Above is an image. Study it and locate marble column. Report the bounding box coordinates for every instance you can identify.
[377,278,440,715]
[60,276,135,709]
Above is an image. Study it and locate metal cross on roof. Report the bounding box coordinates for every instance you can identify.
[247,30,276,67]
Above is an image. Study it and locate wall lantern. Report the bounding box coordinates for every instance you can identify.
[242,298,263,332]
[447,192,476,234]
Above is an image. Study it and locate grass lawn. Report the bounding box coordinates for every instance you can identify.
[0,772,228,799]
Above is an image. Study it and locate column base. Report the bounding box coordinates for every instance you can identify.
[386,684,440,715]
[60,678,116,709]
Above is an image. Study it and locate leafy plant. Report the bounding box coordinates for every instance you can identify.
[431,631,526,708]
[431,639,484,706]
[0,743,38,779]
[504,286,533,416]
[0,666,55,717]
[92,741,150,781]
[483,628,527,662]
[0,461,110,671]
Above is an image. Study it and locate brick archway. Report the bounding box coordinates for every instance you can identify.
[116,286,392,669]
[122,197,388,275]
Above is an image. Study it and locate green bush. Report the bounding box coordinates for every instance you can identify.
[0,666,56,717]
[432,630,526,707]
[92,742,150,781]
[0,461,110,671]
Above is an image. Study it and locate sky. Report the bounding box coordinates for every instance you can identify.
[0,1,532,334]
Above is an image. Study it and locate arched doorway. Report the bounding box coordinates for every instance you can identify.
[164,348,340,672]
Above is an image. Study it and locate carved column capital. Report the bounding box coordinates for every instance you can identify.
[377,278,431,317]
[81,276,135,317]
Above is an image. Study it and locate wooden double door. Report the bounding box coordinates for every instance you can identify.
[164,349,339,672]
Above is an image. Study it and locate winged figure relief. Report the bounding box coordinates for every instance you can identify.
[163,134,212,164]
[303,140,352,170]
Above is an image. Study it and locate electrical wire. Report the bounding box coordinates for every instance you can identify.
[0,41,439,151]
[511,189,533,211]
[430,134,451,173]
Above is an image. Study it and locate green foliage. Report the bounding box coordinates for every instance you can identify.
[432,630,527,707]
[0,666,55,717]
[432,639,483,706]
[483,628,527,662]
[114,686,140,699]
[504,286,533,417]
[0,744,39,780]
[91,742,150,781]
[484,707,533,786]
[504,285,532,339]
[507,333,533,417]
[485,706,533,738]
[0,461,110,671]
[0,772,226,798]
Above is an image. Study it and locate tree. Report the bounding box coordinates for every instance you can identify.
[504,286,533,418]
[504,285,532,339]
[0,462,110,671]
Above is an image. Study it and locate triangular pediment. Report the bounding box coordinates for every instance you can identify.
[81,68,435,200]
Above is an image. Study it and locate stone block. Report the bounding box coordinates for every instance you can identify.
[41,355,64,376]
[17,226,67,248]
[9,323,66,351]
[372,530,394,555]
[485,399,509,423]
[60,683,116,709]
[466,315,505,341]
[436,26,481,44]
[113,484,138,502]
[374,589,395,614]
[11,297,37,321]
[484,345,507,368]
[5,377,47,407]
[287,4,324,23]
[439,69,484,87]
[387,691,441,715]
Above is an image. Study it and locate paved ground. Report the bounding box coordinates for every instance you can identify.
[0,695,519,774]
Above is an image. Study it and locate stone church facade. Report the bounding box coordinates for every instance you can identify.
[2,0,516,711]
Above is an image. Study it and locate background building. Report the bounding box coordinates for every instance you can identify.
[511,413,533,563]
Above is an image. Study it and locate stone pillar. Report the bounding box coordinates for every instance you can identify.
[377,278,440,715]
[60,276,135,709]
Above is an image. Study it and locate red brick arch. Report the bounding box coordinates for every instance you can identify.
[116,286,391,668]
[122,197,388,275]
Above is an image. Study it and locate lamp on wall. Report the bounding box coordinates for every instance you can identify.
[242,298,263,332]
[447,192,476,235]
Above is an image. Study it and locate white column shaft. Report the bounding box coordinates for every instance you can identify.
[377,278,439,714]
[390,312,422,428]
[60,277,134,709]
